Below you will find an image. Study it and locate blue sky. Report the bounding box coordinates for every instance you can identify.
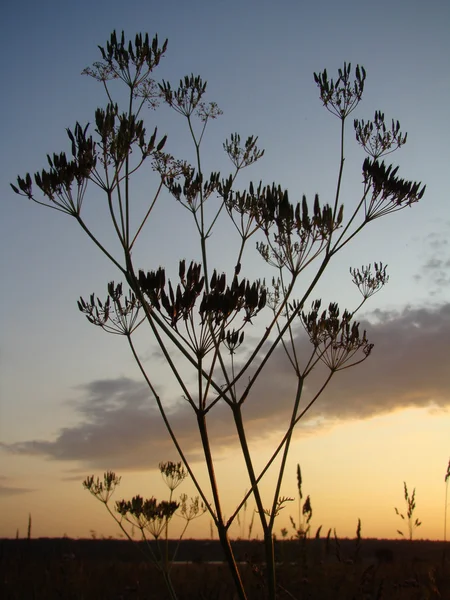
[1,0,449,540]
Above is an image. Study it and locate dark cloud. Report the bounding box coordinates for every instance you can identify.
[2,304,450,471]
[247,303,450,426]
[1,377,203,471]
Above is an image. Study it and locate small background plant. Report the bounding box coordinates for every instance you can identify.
[444,458,450,542]
[83,462,206,599]
[288,463,314,540]
[395,481,422,541]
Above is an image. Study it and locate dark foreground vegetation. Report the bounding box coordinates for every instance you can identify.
[1,537,449,599]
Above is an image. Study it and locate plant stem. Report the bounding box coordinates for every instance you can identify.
[445,479,449,542]
[197,411,248,600]
[231,405,278,599]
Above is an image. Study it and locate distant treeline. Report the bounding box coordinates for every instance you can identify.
[1,537,447,564]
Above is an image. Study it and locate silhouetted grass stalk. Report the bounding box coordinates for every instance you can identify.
[445,459,450,542]
[395,482,422,540]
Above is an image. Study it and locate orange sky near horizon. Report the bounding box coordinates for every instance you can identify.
[1,0,450,549]
[2,408,449,542]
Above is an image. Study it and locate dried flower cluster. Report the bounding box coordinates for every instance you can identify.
[302,300,373,371]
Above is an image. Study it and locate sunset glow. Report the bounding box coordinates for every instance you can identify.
[1,0,449,545]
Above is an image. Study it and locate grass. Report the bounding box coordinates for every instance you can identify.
[1,537,449,599]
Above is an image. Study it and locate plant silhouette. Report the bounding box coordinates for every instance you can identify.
[11,32,426,600]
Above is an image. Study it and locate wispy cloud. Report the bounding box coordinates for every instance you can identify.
[414,225,450,295]
[0,476,35,496]
[2,303,449,471]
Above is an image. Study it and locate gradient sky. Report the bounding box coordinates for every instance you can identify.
[1,0,449,542]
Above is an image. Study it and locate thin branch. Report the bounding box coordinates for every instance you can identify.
[127,334,215,523]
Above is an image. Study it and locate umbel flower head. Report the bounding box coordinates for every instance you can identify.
[83,471,121,503]
[314,62,366,119]
[83,30,168,92]
[159,461,188,491]
[350,263,389,299]
[78,282,144,335]
[11,123,96,215]
[302,300,373,371]
[138,262,267,329]
[362,158,425,221]
[179,493,207,521]
[115,495,179,539]
[354,111,408,159]
[221,328,245,355]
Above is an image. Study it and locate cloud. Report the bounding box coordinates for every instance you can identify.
[2,303,450,471]
[1,377,202,471]
[0,485,34,497]
[414,226,450,294]
[249,302,450,425]
[0,476,35,496]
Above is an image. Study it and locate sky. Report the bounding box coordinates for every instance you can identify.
[1,0,449,542]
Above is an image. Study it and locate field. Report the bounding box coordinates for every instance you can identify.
[1,537,449,599]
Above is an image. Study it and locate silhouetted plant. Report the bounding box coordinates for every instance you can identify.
[83,463,205,600]
[395,481,422,540]
[236,492,256,540]
[159,461,187,569]
[444,458,450,542]
[289,463,315,540]
[325,527,332,558]
[288,464,314,579]
[12,31,426,600]
[353,518,362,563]
[334,528,342,563]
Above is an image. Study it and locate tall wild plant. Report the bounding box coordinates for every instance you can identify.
[11,32,425,600]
